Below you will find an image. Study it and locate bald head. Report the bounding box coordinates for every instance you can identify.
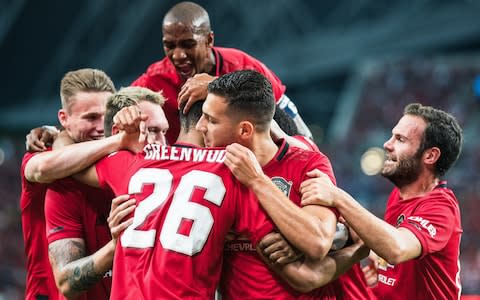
[163,1,211,35]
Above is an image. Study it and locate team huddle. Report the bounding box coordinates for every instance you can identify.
[19,2,464,300]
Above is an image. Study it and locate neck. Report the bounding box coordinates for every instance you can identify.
[249,133,279,166]
[206,48,216,75]
[398,171,440,200]
[176,130,204,147]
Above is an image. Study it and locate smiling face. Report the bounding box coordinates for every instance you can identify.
[58,91,111,143]
[381,114,427,187]
[162,21,214,81]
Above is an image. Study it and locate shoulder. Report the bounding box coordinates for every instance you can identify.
[132,58,176,85]
[216,47,263,68]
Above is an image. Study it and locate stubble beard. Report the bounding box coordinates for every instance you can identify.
[381,151,423,188]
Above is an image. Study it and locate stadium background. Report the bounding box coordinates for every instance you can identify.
[0,0,479,297]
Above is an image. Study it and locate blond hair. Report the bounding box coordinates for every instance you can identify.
[104,86,166,137]
[60,68,116,112]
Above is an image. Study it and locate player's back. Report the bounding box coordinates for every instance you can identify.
[95,144,273,300]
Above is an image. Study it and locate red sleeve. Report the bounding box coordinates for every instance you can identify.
[95,151,136,193]
[303,151,337,186]
[44,179,84,243]
[233,184,274,247]
[399,192,458,258]
[302,151,339,217]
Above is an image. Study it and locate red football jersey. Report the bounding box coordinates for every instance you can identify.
[20,152,58,300]
[221,140,339,300]
[45,178,115,300]
[373,183,462,299]
[131,47,286,144]
[95,144,274,299]
[332,264,376,300]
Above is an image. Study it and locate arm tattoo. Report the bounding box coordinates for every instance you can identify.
[49,239,104,294]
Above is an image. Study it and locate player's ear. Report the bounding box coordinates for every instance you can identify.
[424,146,441,166]
[207,31,214,47]
[238,121,254,139]
[58,109,68,128]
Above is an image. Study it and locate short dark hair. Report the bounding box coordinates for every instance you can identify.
[207,70,275,132]
[179,100,204,133]
[405,103,463,177]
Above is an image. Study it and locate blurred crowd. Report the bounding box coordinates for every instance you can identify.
[0,57,479,297]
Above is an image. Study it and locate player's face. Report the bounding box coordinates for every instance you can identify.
[163,22,213,81]
[138,100,169,145]
[196,93,239,147]
[60,91,110,143]
[381,115,426,186]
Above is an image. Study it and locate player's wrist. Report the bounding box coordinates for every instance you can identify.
[249,174,272,191]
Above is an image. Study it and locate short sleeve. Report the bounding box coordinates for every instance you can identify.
[399,192,458,258]
[301,151,339,217]
[45,179,84,243]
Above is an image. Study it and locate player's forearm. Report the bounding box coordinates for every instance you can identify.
[275,241,369,292]
[333,189,414,264]
[326,240,370,280]
[250,176,332,260]
[25,134,122,183]
[53,240,115,299]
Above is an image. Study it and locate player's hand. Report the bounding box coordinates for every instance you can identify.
[300,169,338,207]
[108,195,135,245]
[224,143,266,188]
[113,105,149,150]
[178,73,216,114]
[361,251,379,287]
[258,232,303,265]
[25,126,59,152]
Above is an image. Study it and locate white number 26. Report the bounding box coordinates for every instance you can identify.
[121,168,226,256]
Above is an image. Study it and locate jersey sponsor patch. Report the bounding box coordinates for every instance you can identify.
[407,216,437,238]
[271,177,292,197]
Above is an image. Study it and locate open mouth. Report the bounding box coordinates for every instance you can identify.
[176,64,194,78]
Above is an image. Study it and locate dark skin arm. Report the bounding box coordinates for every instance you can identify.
[257,229,369,293]
[25,126,59,152]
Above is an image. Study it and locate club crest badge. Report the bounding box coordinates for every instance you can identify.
[271,177,292,197]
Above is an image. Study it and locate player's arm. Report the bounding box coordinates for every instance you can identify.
[24,122,145,185]
[24,134,121,184]
[225,143,336,260]
[48,238,115,299]
[276,94,313,139]
[257,232,369,293]
[301,169,422,264]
